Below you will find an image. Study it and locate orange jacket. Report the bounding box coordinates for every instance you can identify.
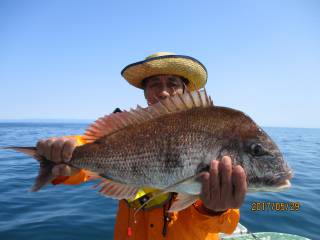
[54,136,240,239]
[114,200,239,240]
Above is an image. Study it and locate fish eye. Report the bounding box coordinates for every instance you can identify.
[250,143,265,156]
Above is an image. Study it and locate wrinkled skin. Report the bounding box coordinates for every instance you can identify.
[36,75,247,213]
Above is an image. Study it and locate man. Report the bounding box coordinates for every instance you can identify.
[37,52,247,239]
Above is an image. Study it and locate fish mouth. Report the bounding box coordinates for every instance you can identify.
[274,171,293,190]
[248,171,293,192]
[275,179,291,189]
[274,171,293,188]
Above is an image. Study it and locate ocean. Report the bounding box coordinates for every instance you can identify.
[0,123,318,239]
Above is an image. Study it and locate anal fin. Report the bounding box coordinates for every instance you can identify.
[93,179,139,200]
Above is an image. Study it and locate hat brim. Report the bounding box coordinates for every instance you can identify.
[121,55,207,91]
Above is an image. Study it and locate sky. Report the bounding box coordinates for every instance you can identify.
[0,0,319,128]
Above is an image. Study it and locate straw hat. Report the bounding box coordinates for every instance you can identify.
[121,52,207,91]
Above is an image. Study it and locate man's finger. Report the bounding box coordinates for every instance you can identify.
[43,138,56,160]
[51,139,66,163]
[209,160,220,201]
[62,139,77,162]
[232,165,247,208]
[219,156,233,204]
[200,172,210,202]
[52,164,74,176]
[36,139,46,156]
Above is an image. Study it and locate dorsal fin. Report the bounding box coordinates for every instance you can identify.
[83,89,213,142]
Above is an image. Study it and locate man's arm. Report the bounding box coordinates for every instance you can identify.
[184,156,246,235]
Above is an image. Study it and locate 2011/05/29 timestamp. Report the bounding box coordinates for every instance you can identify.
[250,202,300,211]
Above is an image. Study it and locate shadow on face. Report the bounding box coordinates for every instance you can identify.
[143,75,188,105]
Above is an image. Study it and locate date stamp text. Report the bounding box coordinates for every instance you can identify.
[250,201,300,211]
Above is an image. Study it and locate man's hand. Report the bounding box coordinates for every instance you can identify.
[36,137,79,177]
[199,156,247,213]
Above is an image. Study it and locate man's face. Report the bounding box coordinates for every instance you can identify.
[143,75,185,105]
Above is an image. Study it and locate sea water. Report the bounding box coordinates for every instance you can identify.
[0,123,318,239]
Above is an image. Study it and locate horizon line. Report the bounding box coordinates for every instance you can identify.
[0,119,319,129]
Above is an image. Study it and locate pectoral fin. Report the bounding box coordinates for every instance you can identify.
[168,193,198,212]
[133,174,201,217]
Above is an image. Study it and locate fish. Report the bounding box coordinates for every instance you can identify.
[3,89,292,212]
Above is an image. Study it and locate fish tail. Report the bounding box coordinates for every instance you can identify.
[3,146,56,192]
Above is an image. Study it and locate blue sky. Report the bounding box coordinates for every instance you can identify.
[1,0,319,128]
